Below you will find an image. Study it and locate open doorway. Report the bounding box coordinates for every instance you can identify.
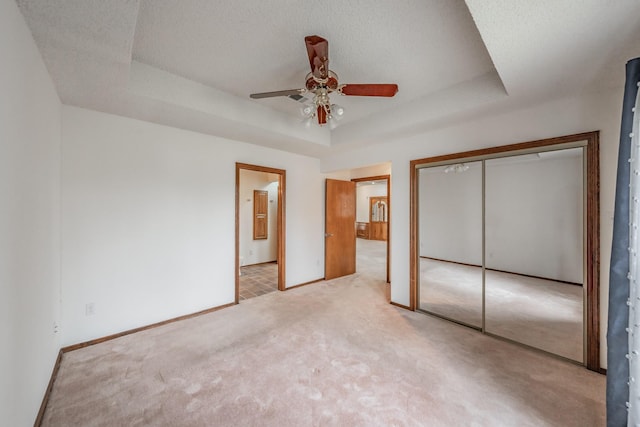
[352,175,390,285]
[235,163,285,303]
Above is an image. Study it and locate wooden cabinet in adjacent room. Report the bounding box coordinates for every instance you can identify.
[369,196,388,241]
[356,222,369,239]
[253,189,268,239]
[369,222,388,241]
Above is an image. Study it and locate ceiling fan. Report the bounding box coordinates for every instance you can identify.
[249,35,399,126]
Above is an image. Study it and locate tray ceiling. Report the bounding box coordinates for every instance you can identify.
[15,0,640,157]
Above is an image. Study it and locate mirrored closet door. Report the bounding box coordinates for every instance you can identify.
[416,143,588,364]
[484,148,584,362]
[418,161,483,328]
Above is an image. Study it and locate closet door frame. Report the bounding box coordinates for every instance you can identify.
[409,131,600,372]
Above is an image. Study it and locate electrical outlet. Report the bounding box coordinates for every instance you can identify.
[53,322,59,334]
[249,250,253,255]
[85,302,95,316]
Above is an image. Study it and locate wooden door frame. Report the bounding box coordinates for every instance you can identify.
[351,175,391,283]
[236,163,286,303]
[409,131,600,371]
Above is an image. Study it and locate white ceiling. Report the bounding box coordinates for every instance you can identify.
[15,0,640,158]
[132,0,494,124]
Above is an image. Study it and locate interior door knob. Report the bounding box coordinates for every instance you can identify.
[325,233,333,237]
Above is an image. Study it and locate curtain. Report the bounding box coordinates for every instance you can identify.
[629,71,640,425]
[608,57,640,427]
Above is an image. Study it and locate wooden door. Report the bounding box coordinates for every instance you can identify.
[369,196,388,241]
[325,179,356,280]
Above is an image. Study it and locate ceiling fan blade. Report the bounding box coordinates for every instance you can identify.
[250,89,305,99]
[305,35,329,79]
[340,84,399,97]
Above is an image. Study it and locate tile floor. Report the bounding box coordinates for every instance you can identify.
[239,262,278,301]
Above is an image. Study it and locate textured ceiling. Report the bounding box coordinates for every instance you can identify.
[132,0,495,124]
[466,0,640,100]
[15,0,640,157]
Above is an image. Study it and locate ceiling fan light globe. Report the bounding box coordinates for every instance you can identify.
[302,117,314,128]
[300,105,314,117]
[331,103,345,120]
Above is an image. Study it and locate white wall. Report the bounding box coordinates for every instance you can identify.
[0,0,61,424]
[239,170,278,265]
[419,152,583,284]
[61,106,325,346]
[419,162,483,265]
[356,183,387,223]
[350,163,392,179]
[321,87,625,369]
[485,151,583,283]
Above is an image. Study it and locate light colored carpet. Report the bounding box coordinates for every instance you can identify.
[419,259,483,328]
[42,248,603,426]
[356,238,387,279]
[484,269,583,362]
[419,258,583,362]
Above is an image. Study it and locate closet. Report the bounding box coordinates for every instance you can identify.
[410,132,600,370]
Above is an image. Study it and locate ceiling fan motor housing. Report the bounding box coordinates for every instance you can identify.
[305,71,339,92]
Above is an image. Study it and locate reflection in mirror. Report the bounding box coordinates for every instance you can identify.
[418,162,483,328]
[484,148,584,362]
